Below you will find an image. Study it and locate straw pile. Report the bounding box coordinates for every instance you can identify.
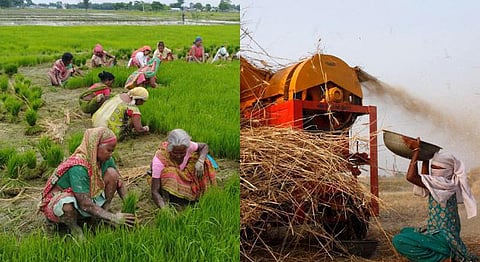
[241,127,374,260]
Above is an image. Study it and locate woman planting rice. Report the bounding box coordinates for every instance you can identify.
[91,44,116,68]
[153,41,174,62]
[38,127,135,238]
[92,87,149,141]
[79,71,114,114]
[48,52,80,86]
[392,137,478,262]
[186,36,206,63]
[127,45,151,68]
[150,129,216,208]
[124,56,161,89]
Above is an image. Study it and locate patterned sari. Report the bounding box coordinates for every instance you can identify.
[393,194,477,261]
[155,142,216,201]
[78,83,109,114]
[38,127,116,222]
[48,59,71,86]
[125,57,161,90]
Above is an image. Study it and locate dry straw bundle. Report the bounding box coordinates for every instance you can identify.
[241,127,375,261]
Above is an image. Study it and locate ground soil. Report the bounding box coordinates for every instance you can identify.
[0,64,238,236]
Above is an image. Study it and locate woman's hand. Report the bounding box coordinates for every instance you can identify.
[403,136,421,150]
[195,160,204,178]
[111,212,136,227]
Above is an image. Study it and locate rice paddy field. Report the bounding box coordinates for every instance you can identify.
[0,18,240,261]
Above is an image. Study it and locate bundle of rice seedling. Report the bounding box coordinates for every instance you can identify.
[240,127,376,260]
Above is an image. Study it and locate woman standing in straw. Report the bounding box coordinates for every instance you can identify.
[150,129,216,208]
[38,127,135,238]
[392,137,478,262]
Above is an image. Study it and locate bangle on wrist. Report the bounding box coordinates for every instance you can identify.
[412,148,420,152]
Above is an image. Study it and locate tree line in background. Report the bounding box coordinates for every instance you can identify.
[0,0,239,12]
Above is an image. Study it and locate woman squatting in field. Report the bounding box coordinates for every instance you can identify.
[153,41,174,62]
[48,52,79,86]
[79,71,114,115]
[38,127,135,238]
[91,44,116,68]
[92,86,149,141]
[150,129,217,209]
[186,36,206,63]
[392,137,478,262]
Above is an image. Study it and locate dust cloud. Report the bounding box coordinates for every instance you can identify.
[357,69,479,169]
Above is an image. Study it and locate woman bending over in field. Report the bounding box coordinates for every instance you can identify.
[127,45,151,68]
[124,56,161,89]
[48,52,80,86]
[91,44,116,68]
[79,71,114,114]
[92,87,149,141]
[150,129,217,209]
[392,137,477,262]
[38,127,135,238]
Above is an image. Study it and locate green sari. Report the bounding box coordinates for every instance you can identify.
[392,195,477,261]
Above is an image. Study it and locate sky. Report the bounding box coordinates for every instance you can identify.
[33,0,239,5]
[242,0,480,174]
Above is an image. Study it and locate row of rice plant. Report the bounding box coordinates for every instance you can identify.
[0,74,43,128]
[142,60,240,159]
[0,175,240,262]
[0,25,240,69]
[0,146,37,179]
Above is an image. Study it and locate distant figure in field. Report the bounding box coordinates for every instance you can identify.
[38,127,135,239]
[91,44,116,68]
[392,137,478,262]
[92,87,149,141]
[124,56,161,89]
[79,71,115,115]
[150,129,217,209]
[127,46,152,68]
[153,41,174,62]
[211,45,229,63]
[186,36,205,63]
[48,52,79,86]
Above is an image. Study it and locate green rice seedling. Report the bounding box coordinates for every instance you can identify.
[141,61,240,159]
[4,64,17,76]
[22,150,37,169]
[4,96,23,117]
[67,132,83,154]
[25,109,38,127]
[0,174,240,261]
[30,98,43,111]
[0,24,239,69]
[37,136,53,160]
[0,147,16,167]
[122,191,139,214]
[6,153,26,179]
[45,144,64,168]
[0,75,8,92]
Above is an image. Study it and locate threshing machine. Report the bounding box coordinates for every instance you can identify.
[241,53,379,240]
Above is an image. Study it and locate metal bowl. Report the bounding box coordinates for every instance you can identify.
[383,130,441,161]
